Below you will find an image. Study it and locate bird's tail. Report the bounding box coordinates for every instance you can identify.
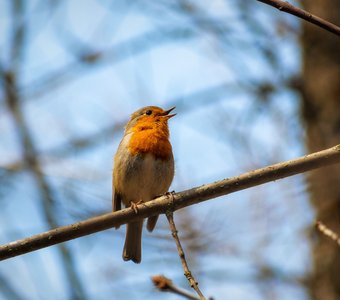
[123,221,143,263]
[146,215,159,232]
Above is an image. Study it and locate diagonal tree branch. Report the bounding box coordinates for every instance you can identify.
[0,144,340,260]
[257,0,340,36]
[166,211,207,299]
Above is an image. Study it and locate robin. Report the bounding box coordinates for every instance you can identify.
[112,106,175,263]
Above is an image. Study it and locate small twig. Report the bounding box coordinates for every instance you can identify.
[152,275,200,300]
[315,221,340,247]
[257,0,340,37]
[166,210,206,300]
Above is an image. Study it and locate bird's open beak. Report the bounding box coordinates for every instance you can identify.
[162,106,176,119]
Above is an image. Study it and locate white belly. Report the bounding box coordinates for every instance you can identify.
[114,134,174,205]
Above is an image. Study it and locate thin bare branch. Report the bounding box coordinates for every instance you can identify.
[315,221,340,247]
[257,0,340,36]
[152,275,200,300]
[0,144,340,260]
[166,211,206,299]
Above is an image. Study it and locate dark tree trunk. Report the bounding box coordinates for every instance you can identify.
[301,1,340,300]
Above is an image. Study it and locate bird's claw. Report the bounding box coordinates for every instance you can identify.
[130,200,143,214]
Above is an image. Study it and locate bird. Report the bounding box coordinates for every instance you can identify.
[112,106,175,263]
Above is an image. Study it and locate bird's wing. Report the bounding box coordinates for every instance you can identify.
[112,190,122,212]
[112,190,122,229]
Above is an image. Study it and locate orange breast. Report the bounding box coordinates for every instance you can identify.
[128,122,172,160]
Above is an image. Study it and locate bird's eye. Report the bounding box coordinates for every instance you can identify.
[145,110,152,115]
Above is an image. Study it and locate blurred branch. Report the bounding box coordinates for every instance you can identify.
[46,82,237,156]
[0,273,25,300]
[176,0,230,37]
[316,221,340,247]
[1,144,340,260]
[152,275,200,300]
[257,0,340,36]
[0,81,236,171]
[2,69,88,300]
[166,210,207,299]
[23,27,195,100]
[3,72,57,226]
[10,0,25,72]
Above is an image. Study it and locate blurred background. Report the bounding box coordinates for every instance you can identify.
[0,0,339,299]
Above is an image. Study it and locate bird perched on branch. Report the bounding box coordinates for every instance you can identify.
[112,106,175,263]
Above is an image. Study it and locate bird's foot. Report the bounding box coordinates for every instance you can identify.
[130,200,143,214]
[165,191,175,206]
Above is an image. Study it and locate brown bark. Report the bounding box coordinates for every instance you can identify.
[1,145,340,260]
[301,1,340,299]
